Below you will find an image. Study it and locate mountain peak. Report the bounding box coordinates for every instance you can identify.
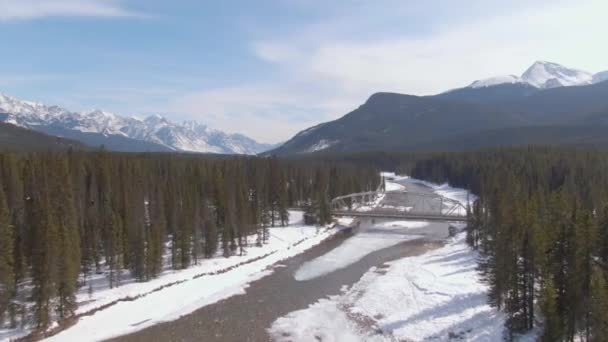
[462,60,598,90]
[144,114,169,123]
[531,60,558,66]
[0,92,68,118]
[84,109,119,118]
[521,61,592,88]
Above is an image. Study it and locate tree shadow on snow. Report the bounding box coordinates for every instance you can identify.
[423,250,475,269]
[380,292,488,333]
[442,265,478,277]
[423,309,504,341]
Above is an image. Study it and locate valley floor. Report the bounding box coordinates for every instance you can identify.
[1,212,346,342]
[2,176,539,342]
[269,177,536,342]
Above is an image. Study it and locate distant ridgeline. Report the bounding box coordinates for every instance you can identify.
[0,151,379,331]
[405,146,608,341]
[269,79,608,155]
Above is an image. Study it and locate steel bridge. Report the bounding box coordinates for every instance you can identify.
[331,189,468,222]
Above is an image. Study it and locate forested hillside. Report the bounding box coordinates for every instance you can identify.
[0,122,86,152]
[0,151,379,332]
[269,80,608,155]
[405,147,608,341]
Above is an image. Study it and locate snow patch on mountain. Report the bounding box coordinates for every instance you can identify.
[469,75,522,88]
[593,70,608,84]
[0,92,274,154]
[303,139,337,153]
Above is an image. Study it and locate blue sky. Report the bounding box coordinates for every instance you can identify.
[1,0,607,142]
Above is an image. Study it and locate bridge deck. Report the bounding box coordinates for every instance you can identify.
[331,210,468,222]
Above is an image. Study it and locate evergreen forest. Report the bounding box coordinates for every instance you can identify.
[404,147,608,341]
[0,150,379,331]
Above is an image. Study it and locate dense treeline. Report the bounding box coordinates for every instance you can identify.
[405,147,608,341]
[0,150,379,330]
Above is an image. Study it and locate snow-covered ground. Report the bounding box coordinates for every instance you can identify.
[350,192,385,212]
[269,177,512,342]
[407,178,474,216]
[70,211,339,317]
[270,232,505,341]
[381,172,407,192]
[18,211,346,342]
[384,180,405,192]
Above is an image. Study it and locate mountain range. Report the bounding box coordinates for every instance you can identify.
[269,61,608,155]
[2,60,608,155]
[0,92,275,154]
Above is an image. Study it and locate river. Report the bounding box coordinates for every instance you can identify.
[111,178,452,342]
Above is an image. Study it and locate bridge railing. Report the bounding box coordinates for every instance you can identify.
[330,189,467,220]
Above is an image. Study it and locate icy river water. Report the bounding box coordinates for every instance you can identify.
[111,180,451,342]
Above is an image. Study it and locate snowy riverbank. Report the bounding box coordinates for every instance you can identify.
[270,231,505,341]
[0,212,348,342]
[269,177,516,341]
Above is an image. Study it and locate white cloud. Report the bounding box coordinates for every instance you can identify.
[0,0,139,20]
[255,0,608,95]
[169,84,358,143]
[19,0,597,144]
[172,0,608,142]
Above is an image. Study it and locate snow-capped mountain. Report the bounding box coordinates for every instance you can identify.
[521,61,593,88]
[467,61,604,89]
[0,92,70,120]
[0,92,275,154]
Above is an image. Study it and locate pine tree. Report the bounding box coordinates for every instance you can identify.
[600,205,608,264]
[203,200,218,258]
[315,169,331,225]
[50,157,81,319]
[29,161,61,328]
[234,169,249,255]
[81,166,101,280]
[540,279,562,341]
[522,196,540,331]
[466,199,482,248]
[589,267,608,341]
[107,208,124,288]
[277,170,289,227]
[0,184,15,325]
[221,166,238,256]
[1,154,25,288]
[146,189,166,278]
[573,209,598,340]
